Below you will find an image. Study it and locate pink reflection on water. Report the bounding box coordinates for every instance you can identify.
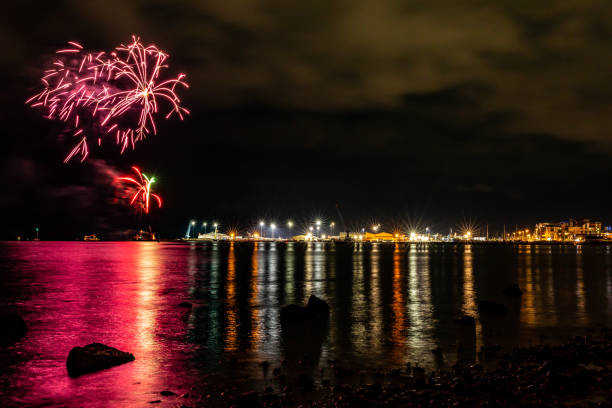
[6,242,192,407]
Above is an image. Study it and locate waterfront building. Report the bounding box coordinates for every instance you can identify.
[197,232,232,240]
[534,219,603,241]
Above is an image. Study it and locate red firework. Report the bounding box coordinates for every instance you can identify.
[115,166,162,214]
[26,36,189,162]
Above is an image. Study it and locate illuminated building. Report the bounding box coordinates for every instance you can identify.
[364,232,396,242]
[533,219,603,241]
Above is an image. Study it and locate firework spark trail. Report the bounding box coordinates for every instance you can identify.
[115,166,162,214]
[27,36,189,162]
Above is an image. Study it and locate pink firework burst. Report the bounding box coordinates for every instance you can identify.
[26,36,189,163]
[115,166,162,214]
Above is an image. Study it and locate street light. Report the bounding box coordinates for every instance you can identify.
[203,222,207,234]
[259,221,264,238]
[287,220,293,239]
[330,222,335,236]
[271,223,276,239]
[213,222,219,239]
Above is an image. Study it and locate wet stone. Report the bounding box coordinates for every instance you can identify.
[236,391,259,408]
[160,390,176,396]
[66,342,135,377]
[296,373,314,390]
[478,300,508,315]
[503,283,523,297]
[0,312,28,345]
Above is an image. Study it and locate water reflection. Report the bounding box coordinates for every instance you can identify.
[2,241,612,406]
[390,244,405,362]
[249,242,261,349]
[224,242,237,351]
[461,244,481,357]
[406,244,435,362]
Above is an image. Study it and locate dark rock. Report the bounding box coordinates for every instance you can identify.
[413,366,425,383]
[457,315,476,326]
[478,301,508,315]
[0,312,28,345]
[280,295,330,324]
[66,342,135,377]
[178,302,192,308]
[160,390,176,396]
[280,304,314,323]
[503,284,523,297]
[148,401,161,404]
[261,360,270,375]
[296,373,314,390]
[305,295,330,315]
[236,391,259,408]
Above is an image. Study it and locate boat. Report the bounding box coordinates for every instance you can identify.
[133,228,157,241]
[84,234,100,241]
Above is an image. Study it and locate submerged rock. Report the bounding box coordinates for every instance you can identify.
[236,391,259,408]
[305,295,330,315]
[280,295,329,324]
[0,312,28,345]
[478,300,508,315]
[457,315,475,326]
[66,343,135,377]
[280,304,314,322]
[296,373,314,390]
[503,283,523,296]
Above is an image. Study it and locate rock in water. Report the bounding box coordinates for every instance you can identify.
[280,295,330,324]
[66,343,135,377]
[0,312,28,345]
[478,301,508,315]
[503,283,523,296]
[296,373,314,390]
[280,304,315,323]
[236,391,260,408]
[305,295,330,315]
[457,315,476,327]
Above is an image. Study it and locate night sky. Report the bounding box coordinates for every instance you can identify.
[2,1,612,239]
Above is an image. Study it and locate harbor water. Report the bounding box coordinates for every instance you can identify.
[0,241,611,406]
